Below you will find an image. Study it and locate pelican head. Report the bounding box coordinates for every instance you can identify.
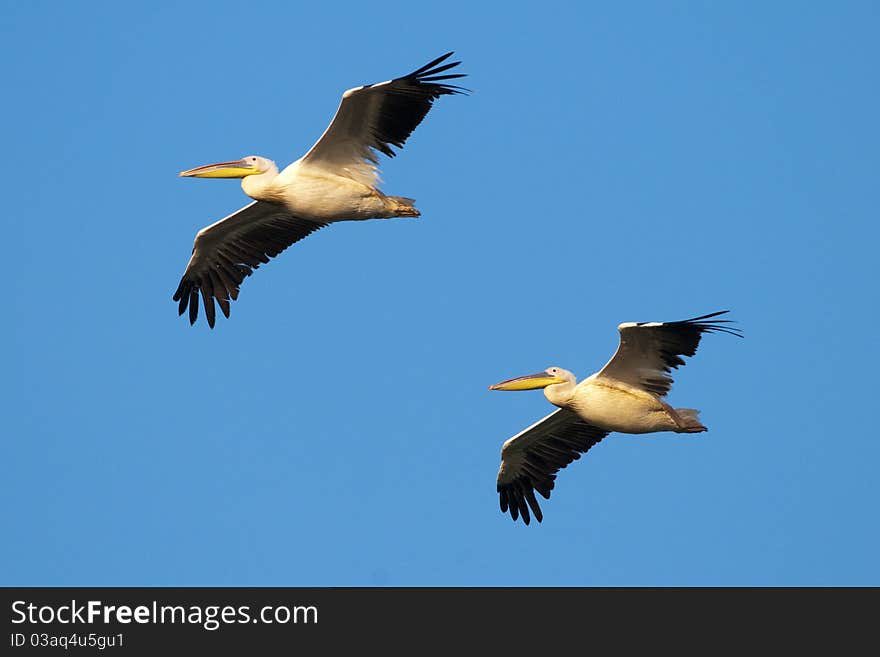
[489,367,576,391]
[179,155,275,179]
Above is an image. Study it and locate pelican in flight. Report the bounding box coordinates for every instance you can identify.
[173,52,466,327]
[488,311,742,525]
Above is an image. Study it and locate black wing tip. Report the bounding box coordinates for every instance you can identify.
[498,480,545,525]
[640,310,742,338]
[683,309,731,322]
[701,324,744,338]
[629,310,744,342]
[683,310,744,338]
[409,51,469,88]
[411,51,457,75]
[172,277,223,329]
[173,281,190,318]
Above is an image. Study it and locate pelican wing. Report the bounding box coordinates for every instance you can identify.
[299,52,466,186]
[497,409,609,525]
[173,201,327,328]
[595,310,743,396]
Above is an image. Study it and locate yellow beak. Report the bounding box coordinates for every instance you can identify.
[179,159,261,178]
[488,372,566,391]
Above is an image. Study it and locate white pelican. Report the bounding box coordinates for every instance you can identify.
[488,311,742,525]
[174,52,466,327]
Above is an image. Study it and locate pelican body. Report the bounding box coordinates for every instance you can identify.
[488,311,743,525]
[181,157,420,223]
[495,367,706,435]
[174,52,466,328]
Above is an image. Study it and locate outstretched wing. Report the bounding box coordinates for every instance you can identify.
[595,310,743,396]
[173,201,327,328]
[298,52,467,186]
[497,409,609,525]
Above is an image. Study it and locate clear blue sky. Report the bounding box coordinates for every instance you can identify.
[2,1,877,586]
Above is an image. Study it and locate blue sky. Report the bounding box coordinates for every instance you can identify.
[1,1,877,586]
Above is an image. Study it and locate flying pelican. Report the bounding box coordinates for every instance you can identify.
[173,52,466,327]
[488,311,742,525]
